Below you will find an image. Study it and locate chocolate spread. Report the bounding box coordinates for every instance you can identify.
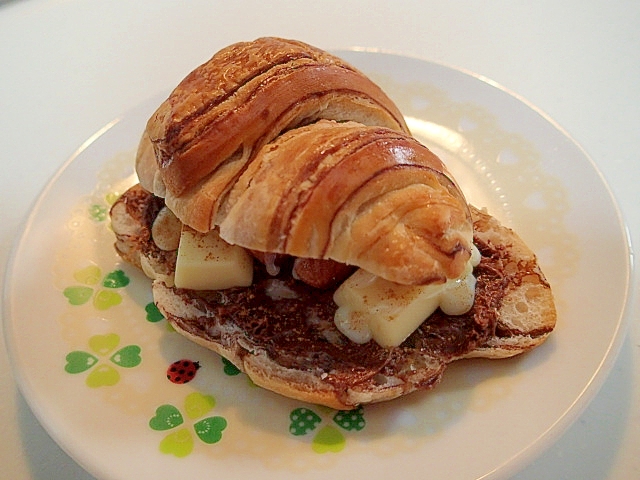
[165,239,510,394]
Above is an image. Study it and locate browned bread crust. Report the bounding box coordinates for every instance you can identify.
[220,120,472,284]
[463,206,557,359]
[138,37,409,233]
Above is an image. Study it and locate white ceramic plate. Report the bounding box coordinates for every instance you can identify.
[3,51,633,480]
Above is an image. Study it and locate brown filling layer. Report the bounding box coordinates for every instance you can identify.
[163,239,506,393]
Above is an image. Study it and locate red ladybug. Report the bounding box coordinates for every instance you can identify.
[166,359,201,384]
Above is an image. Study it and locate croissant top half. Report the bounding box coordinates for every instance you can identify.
[136,37,473,285]
[137,37,409,231]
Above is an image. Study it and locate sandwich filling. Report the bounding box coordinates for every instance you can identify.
[114,185,485,349]
[154,198,481,348]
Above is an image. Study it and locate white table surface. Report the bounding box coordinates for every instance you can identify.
[1,1,638,479]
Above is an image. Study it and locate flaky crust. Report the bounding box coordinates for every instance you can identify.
[220,120,473,284]
[138,37,409,232]
[462,206,557,359]
[137,38,472,284]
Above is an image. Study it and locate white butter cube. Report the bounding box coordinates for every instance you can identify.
[333,245,480,348]
[334,269,443,348]
[174,227,253,290]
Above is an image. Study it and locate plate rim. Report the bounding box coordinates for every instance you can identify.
[2,49,636,480]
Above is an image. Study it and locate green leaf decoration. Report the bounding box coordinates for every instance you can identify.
[102,269,130,288]
[110,345,142,368]
[73,265,101,285]
[86,364,120,388]
[159,428,193,457]
[63,286,93,306]
[333,406,366,431]
[64,351,98,374]
[312,425,346,453]
[149,405,184,431]
[184,392,215,420]
[105,192,120,205]
[194,416,227,444]
[221,357,241,376]
[88,204,108,222]
[145,302,164,322]
[93,290,122,310]
[88,333,120,356]
[289,408,322,436]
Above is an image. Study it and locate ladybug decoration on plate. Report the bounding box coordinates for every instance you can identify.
[166,359,201,384]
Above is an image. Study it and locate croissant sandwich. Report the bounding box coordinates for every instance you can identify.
[110,37,556,410]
